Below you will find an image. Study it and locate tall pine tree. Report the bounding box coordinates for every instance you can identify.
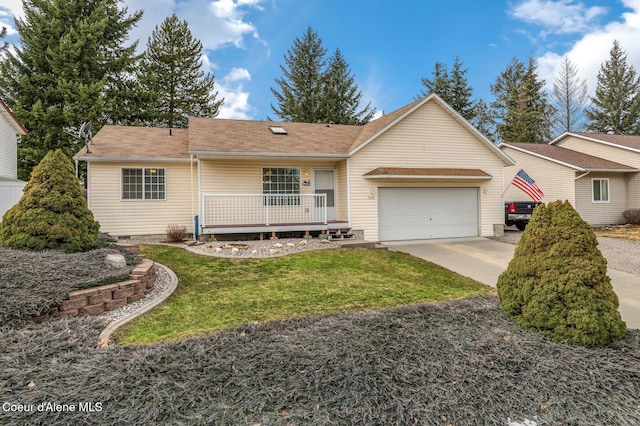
[490,57,553,143]
[0,26,7,52]
[271,27,372,124]
[551,56,589,136]
[271,26,326,123]
[585,40,640,135]
[140,14,223,129]
[320,49,374,125]
[419,57,476,122]
[0,0,142,180]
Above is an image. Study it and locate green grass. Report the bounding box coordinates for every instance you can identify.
[114,246,489,345]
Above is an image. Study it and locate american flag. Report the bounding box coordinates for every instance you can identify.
[512,169,544,202]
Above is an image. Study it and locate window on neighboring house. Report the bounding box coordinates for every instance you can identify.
[592,178,609,203]
[262,167,300,205]
[122,168,166,200]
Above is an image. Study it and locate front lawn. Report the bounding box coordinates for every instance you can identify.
[114,246,489,344]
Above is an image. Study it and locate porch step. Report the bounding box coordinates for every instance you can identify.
[328,228,354,240]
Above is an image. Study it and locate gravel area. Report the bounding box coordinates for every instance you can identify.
[186,237,341,258]
[496,229,640,275]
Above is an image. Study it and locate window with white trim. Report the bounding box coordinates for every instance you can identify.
[592,178,609,203]
[122,168,166,200]
[262,167,300,205]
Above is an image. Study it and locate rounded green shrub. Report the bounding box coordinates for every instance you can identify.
[0,149,100,252]
[497,200,626,347]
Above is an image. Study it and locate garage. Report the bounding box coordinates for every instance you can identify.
[378,187,479,241]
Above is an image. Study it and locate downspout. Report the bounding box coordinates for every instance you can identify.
[190,154,196,241]
[197,155,202,236]
[346,158,351,226]
[575,171,590,180]
[574,170,590,207]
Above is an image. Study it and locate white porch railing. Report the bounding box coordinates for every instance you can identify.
[201,194,327,229]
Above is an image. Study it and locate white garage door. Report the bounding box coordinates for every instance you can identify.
[378,187,479,241]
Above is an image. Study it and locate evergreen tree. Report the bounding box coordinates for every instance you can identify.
[320,49,374,125]
[490,57,553,143]
[271,26,326,122]
[419,57,476,121]
[585,40,640,135]
[0,0,142,180]
[551,56,589,136]
[470,99,497,142]
[497,201,626,347]
[140,14,223,129]
[271,27,372,124]
[0,26,7,52]
[0,149,100,252]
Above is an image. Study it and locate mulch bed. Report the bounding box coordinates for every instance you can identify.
[1,245,639,424]
[0,243,138,325]
[1,293,639,425]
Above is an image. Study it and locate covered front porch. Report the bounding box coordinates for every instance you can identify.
[200,194,351,238]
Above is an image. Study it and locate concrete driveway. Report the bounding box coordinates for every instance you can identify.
[385,237,640,329]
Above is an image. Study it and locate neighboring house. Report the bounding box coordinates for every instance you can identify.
[73,95,515,241]
[501,133,640,225]
[0,99,28,219]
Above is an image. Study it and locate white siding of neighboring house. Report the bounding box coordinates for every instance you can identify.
[0,114,18,180]
[501,146,577,205]
[574,172,628,226]
[0,180,25,219]
[556,136,640,209]
[88,161,197,237]
[348,100,509,241]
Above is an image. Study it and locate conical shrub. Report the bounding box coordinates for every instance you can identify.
[497,200,626,347]
[0,149,100,252]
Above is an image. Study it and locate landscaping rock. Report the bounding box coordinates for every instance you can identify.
[105,253,127,269]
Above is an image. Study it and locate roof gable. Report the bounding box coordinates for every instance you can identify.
[0,99,28,136]
[349,94,514,165]
[551,132,640,152]
[502,142,637,171]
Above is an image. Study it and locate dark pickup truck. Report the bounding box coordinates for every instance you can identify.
[505,201,542,231]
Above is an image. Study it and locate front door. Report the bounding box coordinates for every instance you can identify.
[314,169,336,221]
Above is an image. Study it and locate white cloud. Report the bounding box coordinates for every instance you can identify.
[510,0,608,35]
[216,67,253,119]
[536,0,640,96]
[0,0,25,35]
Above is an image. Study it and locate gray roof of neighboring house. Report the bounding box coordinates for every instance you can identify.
[503,142,638,171]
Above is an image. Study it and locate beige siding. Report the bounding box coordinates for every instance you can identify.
[89,162,196,237]
[348,101,508,241]
[575,173,627,225]
[556,136,640,209]
[501,146,577,204]
[0,115,17,180]
[198,159,348,221]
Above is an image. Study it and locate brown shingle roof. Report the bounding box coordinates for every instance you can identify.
[188,118,361,156]
[74,126,189,160]
[505,142,637,171]
[363,167,492,178]
[570,132,640,150]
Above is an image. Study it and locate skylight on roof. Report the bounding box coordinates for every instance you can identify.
[269,126,288,135]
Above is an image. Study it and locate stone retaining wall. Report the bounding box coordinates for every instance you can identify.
[56,259,156,317]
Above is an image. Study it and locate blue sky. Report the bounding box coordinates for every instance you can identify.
[1,0,640,121]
